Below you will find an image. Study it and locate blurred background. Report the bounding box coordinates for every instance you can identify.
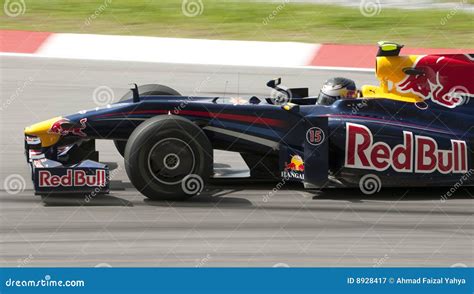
[1,0,473,48]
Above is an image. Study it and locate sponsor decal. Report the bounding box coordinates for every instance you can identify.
[306,127,325,146]
[397,54,474,108]
[38,169,107,188]
[281,155,304,180]
[48,118,88,137]
[345,123,468,174]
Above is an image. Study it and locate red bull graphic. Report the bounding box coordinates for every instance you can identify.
[282,155,304,180]
[345,123,468,174]
[396,54,474,108]
[38,169,107,188]
[48,118,88,137]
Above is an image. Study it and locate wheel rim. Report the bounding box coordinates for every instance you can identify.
[147,138,195,185]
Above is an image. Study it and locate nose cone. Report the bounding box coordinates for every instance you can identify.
[24,117,62,147]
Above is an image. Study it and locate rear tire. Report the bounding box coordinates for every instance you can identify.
[113,84,182,157]
[124,115,212,200]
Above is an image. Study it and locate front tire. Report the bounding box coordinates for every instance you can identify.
[124,115,212,200]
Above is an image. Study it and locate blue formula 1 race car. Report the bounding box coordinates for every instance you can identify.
[24,42,474,200]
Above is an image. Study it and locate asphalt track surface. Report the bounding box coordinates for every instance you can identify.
[0,56,472,267]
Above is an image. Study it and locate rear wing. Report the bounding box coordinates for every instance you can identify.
[363,42,474,108]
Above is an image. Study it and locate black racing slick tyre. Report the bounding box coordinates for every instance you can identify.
[119,84,181,101]
[124,115,213,201]
[113,84,182,157]
[114,140,127,157]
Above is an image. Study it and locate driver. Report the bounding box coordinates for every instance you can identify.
[316,77,357,105]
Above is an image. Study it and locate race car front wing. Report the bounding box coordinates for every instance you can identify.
[25,135,109,195]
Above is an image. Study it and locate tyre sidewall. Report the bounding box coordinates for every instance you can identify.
[124,116,212,200]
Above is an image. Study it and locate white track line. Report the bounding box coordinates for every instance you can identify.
[0,52,374,73]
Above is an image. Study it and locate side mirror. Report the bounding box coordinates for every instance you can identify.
[266,77,281,88]
[129,83,140,103]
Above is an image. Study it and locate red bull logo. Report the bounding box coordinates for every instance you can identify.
[285,155,304,172]
[345,123,468,174]
[282,155,304,180]
[38,169,107,187]
[48,118,88,137]
[396,54,474,108]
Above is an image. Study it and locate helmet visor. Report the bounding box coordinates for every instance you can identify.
[316,91,338,105]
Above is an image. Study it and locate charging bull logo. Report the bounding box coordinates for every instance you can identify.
[282,155,304,180]
[48,118,88,137]
[345,123,468,174]
[397,54,474,108]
